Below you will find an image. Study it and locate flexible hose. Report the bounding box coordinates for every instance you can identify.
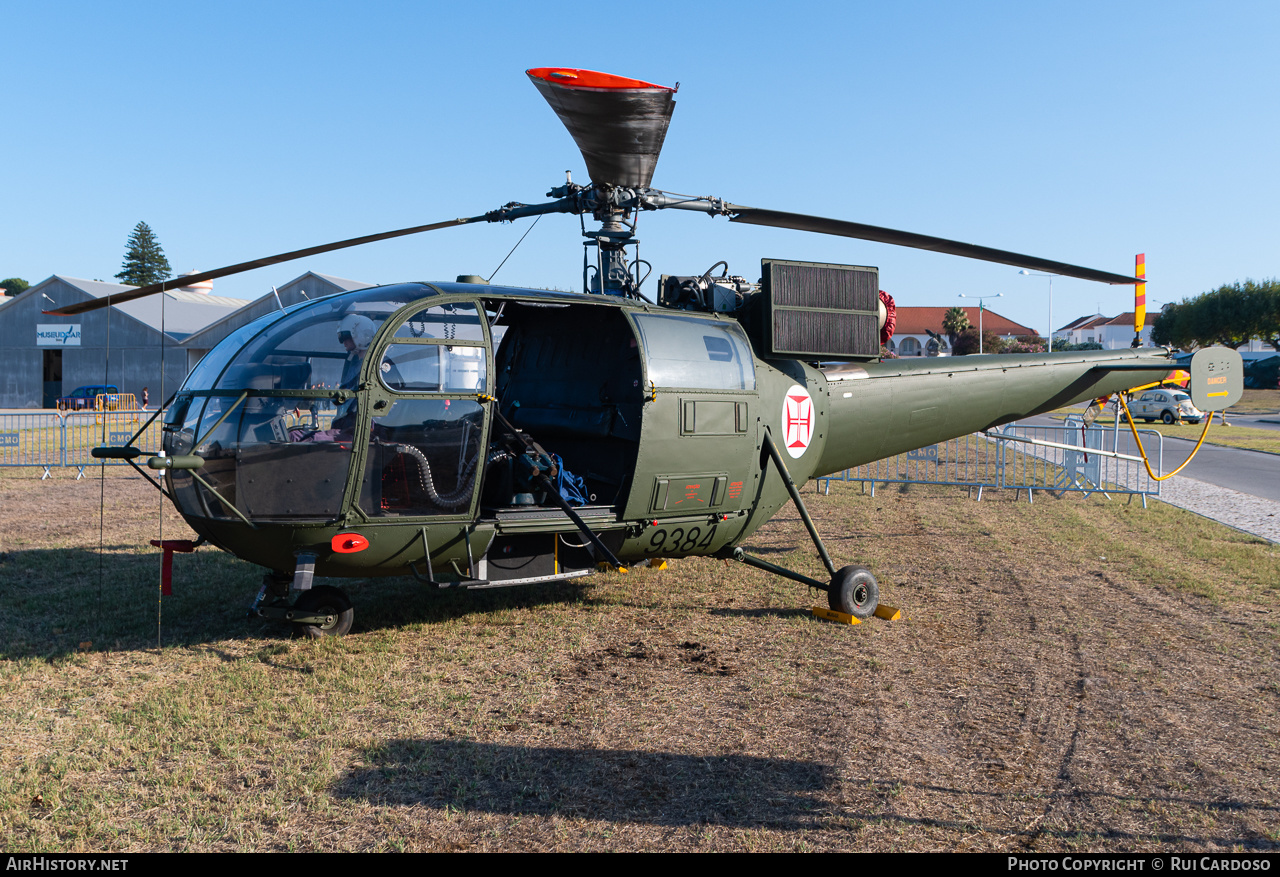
[392,443,478,509]
[1117,395,1214,481]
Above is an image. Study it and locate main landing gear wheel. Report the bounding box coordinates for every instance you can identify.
[292,585,354,639]
[828,565,879,621]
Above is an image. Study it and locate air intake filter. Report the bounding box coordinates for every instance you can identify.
[762,259,881,360]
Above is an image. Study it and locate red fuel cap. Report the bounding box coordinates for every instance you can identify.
[331,533,369,553]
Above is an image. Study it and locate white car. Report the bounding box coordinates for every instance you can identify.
[1130,388,1203,424]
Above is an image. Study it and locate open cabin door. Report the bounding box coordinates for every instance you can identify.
[357,299,492,521]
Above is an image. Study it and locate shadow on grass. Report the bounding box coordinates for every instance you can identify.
[333,738,830,829]
[0,546,593,660]
[710,607,814,619]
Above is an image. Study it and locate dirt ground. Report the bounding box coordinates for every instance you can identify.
[1,468,1277,852]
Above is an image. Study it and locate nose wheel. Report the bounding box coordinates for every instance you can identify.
[828,565,879,620]
[291,585,354,638]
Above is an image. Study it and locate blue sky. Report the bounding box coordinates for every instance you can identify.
[6,1,1278,337]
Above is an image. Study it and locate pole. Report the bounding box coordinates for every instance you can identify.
[1048,275,1054,352]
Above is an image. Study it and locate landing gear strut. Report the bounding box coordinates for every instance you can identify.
[724,430,882,622]
[252,572,355,638]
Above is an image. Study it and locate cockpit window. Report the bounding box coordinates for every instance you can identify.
[183,310,282,392]
[631,313,755,390]
[379,344,487,393]
[382,301,488,394]
[393,303,485,342]
[167,393,348,522]
[196,285,434,392]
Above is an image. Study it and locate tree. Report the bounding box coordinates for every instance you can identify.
[1151,279,1280,351]
[941,306,971,348]
[115,221,172,287]
[0,277,29,297]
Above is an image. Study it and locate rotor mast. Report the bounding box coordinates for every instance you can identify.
[523,67,679,297]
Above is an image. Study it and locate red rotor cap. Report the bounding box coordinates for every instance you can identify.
[527,67,674,92]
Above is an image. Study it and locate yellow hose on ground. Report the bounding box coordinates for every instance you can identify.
[1117,394,1214,481]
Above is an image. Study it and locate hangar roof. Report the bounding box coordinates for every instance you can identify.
[36,276,248,340]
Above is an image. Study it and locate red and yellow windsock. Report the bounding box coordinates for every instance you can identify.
[1135,253,1146,336]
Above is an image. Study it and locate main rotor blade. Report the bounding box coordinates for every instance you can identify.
[46,215,485,316]
[727,206,1142,285]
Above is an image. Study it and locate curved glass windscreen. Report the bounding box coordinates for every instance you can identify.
[208,284,437,392]
[166,393,348,521]
[165,284,443,522]
[181,310,286,393]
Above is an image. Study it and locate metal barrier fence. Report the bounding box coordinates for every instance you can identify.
[1,410,161,477]
[1,407,339,478]
[3,409,1166,499]
[95,392,138,411]
[0,411,66,476]
[818,418,1164,504]
[817,432,1004,499]
[994,419,1162,504]
[64,411,164,473]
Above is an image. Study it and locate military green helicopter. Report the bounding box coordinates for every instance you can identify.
[53,67,1240,637]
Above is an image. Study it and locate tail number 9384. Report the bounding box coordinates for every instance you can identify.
[644,525,718,556]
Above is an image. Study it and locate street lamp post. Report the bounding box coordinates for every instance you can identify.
[957,293,1002,354]
[1019,270,1056,352]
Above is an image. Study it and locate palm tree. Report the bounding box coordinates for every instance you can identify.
[942,306,971,348]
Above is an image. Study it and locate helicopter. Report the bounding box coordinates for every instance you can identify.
[51,67,1242,637]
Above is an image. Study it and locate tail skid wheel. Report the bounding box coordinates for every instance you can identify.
[828,565,879,621]
[292,585,354,638]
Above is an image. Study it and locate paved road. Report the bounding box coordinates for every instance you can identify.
[1024,413,1280,502]
[1221,414,1280,431]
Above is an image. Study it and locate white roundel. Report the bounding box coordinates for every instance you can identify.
[780,384,816,459]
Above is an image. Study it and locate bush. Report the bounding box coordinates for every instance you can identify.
[952,328,1006,355]
[1006,335,1048,354]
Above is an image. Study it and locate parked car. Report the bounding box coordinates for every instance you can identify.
[56,385,120,411]
[1130,388,1203,424]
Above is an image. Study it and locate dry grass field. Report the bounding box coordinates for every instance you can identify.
[1,466,1277,852]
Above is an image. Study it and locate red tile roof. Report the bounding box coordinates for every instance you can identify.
[893,306,1037,337]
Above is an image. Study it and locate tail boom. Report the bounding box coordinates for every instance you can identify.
[814,348,1174,476]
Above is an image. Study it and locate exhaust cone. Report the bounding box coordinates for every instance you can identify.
[528,67,676,189]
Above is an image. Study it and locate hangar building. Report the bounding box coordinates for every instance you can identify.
[0,272,369,408]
